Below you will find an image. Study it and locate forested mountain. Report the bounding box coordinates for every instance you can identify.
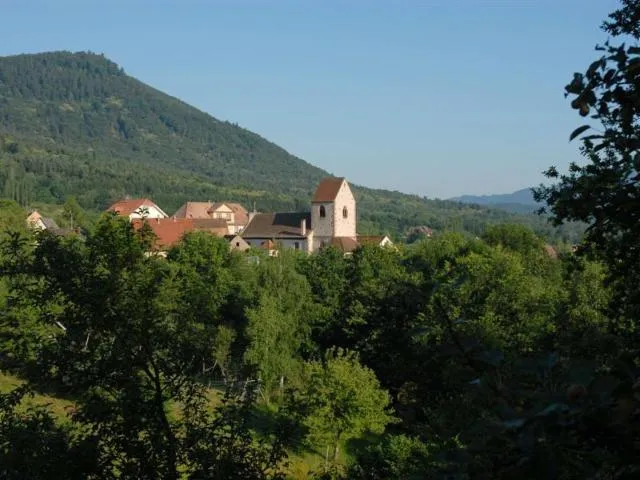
[450,188,540,213]
[0,51,578,241]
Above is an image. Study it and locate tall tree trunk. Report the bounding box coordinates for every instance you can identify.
[146,362,178,480]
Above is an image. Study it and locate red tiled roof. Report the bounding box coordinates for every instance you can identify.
[132,217,228,250]
[132,218,195,249]
[108,198,160,216]
[312,177,345,203]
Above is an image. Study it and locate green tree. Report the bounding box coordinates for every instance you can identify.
[61,195,86,229]
[243,252,313,399]
[1,214,288,478]
[290,348,395,463]
[534,0,640,320]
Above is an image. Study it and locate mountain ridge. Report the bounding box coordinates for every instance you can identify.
[449,188,540,214]
[0,51,578,241]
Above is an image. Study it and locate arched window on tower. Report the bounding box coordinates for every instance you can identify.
[319,205,326,218]
[342,206,348,218]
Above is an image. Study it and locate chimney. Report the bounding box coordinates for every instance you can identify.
[248,203,258,223]
[300,218,307,236]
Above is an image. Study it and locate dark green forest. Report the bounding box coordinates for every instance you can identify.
[0,50,581,242]
[3,1,640,478]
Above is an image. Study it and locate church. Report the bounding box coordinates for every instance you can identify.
[240,177,363,254]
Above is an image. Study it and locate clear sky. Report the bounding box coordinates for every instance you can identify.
[1,0,622,198]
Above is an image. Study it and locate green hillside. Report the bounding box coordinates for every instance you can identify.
[0,51,580,241]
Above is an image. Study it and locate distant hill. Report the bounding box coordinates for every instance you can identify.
[0,51,580,242]
[450,188,540,214]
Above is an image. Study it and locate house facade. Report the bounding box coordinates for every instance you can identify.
[172,201,249,234]
[108,198,168,221]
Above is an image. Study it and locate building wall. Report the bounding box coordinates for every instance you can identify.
[311,202,334,238]
[229,235,250,252]
[129,205,167,220]
[244,237,310,253]
[333,181,356,238]
[211,205,234,222]
[379,236,393,247]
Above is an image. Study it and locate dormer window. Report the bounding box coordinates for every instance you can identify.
[319,205,326,218]
[343,206,348,218]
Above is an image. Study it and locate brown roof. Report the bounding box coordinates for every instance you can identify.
[312,177,345,203]
[226,203,249,225]
[108,198,163,217]
[330,236,360,253]
[241,212,311,239]
[173,202,214,219]
[192,218,229,235]
[173,201,248,224]
[358,235,386,246]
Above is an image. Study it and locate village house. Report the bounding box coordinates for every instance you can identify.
[26,210,59,232]
[358,235,394,248]
[172,201,249,234]
[107,198,168,220]
[26,210,82,239]
[226,234,251,253]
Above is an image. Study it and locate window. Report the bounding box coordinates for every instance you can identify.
[319,205,326,218]
[294,242,300,250]
[236,242,240,247]
[343,206,348,218]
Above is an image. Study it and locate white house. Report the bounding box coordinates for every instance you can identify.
[107,198,168,221]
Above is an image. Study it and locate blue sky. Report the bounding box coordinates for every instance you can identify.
[1,0,622,198]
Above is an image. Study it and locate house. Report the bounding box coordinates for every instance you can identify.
[226,203,250,234]
[226,235,251,253]
[26,211,83,239]
[241,212,312,252]
[26,210,59,231]
[358,235,394,248]
[108,198,168,221]
[172,201,249,234]
[241,177,359,254]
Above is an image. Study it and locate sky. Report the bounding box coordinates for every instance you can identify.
[0,0,623,198]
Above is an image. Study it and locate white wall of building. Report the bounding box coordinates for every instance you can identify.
[129,204,167,220]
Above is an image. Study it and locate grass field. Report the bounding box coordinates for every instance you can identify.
[0,370,347,478]
[0,370,75,422]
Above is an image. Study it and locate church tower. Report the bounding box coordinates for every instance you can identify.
[311,177,356,251]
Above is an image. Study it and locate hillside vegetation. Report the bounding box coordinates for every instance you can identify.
[0,51,581,241]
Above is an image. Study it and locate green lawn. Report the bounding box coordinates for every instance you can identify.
[0,370,75,422]
[0,370,351,478]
